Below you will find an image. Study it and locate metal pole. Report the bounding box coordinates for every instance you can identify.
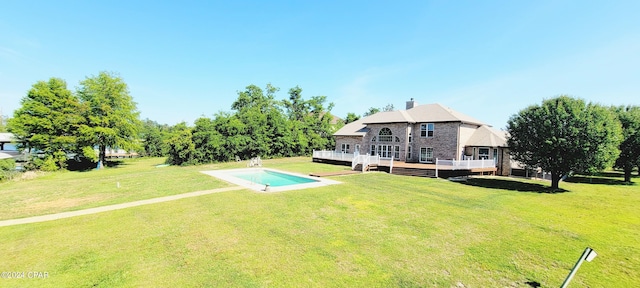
[560,247,592,288]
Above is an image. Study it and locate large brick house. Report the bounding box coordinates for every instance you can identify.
[334,99,511,176]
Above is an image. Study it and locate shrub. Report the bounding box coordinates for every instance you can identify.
[25,155,59,171]
[0,159,15,171]
[0,159,18,181]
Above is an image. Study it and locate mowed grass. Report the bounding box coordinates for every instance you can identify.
[0,158,236,220]
[0,157,350,220]
[0,157,638,287]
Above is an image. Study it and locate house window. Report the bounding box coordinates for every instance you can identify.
[355,144,360,153]
[407,146,412,160]
[420,123,434,137]
[408,133,412,143]
[493,148,498,164]
[370,144,376,155]
[395,136,400,142]
[340,143,350,153]
[394,145,400,159]
[420,147,434,163]
[378,128,393,142]
[378,145,392,158]
[372,136,377,142]
[478,148,490,160]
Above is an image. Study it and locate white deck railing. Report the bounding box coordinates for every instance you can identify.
[435,158,496,177]
[312,150,358,162]
[311,150,375,171]
[436,158,495,169]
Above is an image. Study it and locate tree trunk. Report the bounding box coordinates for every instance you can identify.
[624,166,632,183]
[99,145,106,169]
[551,173,561,190]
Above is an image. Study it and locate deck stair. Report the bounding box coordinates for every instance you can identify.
[353,164,378,172]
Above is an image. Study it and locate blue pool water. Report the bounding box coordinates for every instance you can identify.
[233,170,318,187]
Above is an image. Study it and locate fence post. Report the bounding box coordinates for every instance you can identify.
[435,158,439,178]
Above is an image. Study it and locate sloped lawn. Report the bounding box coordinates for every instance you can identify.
[0,158,638,287]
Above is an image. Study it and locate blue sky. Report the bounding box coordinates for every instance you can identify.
[1,0,638,129]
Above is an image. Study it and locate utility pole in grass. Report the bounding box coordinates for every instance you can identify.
[560,247,597,287]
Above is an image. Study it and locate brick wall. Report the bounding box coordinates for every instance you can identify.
[364,123,409,160]
[409,122,460,162]
[334,136,364,153]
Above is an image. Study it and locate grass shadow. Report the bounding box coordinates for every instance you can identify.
[67,159,128,172]
[104,160,126,168]
[564,174,636,186]
[525,280,541,287]
[455,177,568,193]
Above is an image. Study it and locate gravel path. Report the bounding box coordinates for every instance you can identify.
[0,186,244,227]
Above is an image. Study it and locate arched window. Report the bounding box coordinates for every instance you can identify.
[378,128,393,142]
[371,136,377,142]
[395,136,400,142]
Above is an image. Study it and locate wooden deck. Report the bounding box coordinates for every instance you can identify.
[312,157,496,178]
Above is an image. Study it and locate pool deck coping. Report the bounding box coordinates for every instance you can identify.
[200,168,341,192]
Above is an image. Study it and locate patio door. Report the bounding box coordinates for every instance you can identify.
[419,147,433,163]
[378,145,392,158]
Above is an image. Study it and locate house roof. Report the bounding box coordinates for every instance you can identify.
[334,118,368,136]
[335,103,488,136]
[361,110,415,124]
[466,125,508,147]
[406,103,485,125]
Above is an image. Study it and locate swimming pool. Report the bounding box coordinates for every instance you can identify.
[201,168,340,192]
[233,170,317,187]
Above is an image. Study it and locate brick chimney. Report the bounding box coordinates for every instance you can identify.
[406,98,417,110]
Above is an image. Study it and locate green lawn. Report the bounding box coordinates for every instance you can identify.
[0,157,638,287]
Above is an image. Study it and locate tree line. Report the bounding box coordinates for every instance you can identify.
[142,84,339,165]
[7,76,339,169]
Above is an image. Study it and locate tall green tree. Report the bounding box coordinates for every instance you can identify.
[165,122,195,165]
[213,111,250,161]
[140,119,171,157]
[232,84,290,159]
[362,103,394,117]
[613,105,640,182]
[161,83,336,166]
[306,95,336,152]
[363,107,380,117]
[283,87,335,154]
[192,117,225,163]
[344,112,360,124]
[7,78,84,169]
[507,96,622,189]
[77,72,141,168]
